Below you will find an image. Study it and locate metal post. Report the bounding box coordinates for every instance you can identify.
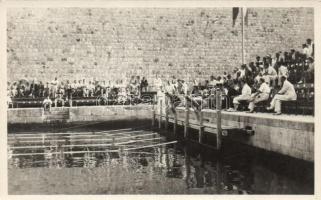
[216,89,222,150]
[199,111,204,144]
[158,99,162,129]
[184,96,189,138]
[173,111,177,136]
[241,7,245,64]
[216,161,222,194]
[70,93,73,107]
[152,103,156,127]
[165,95,169,130]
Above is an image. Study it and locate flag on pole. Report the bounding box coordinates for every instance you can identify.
[232,7,248,27]
[232,7,239,27]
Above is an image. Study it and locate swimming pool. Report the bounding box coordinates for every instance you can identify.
[7,122,314,194]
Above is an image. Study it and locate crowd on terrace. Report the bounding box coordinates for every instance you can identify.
[7,75,149,106]
[7,39,314,115]
[158,38,314,115]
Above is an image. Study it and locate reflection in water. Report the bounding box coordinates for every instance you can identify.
[7,127,313,195]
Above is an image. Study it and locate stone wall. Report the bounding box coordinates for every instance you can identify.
[7,8,313,84]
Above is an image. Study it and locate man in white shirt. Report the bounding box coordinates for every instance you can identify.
[248,78,271,112]
[238,65,246,79]
[164,80,175,95]
[278,64,288,86]
[232,79,252,111]
[306,39,314,58]
[43,96,53,111]
[267,76,297,115]
[302,44,309,57]
[51,77,58,98]
[264,63,277,86]
[154,74,163,92]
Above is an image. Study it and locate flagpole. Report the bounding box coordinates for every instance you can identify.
[241,7,245,64]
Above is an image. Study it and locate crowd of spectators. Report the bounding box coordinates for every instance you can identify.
[8,76,149,98]
[7,75,150,106]
[8,39,314,115]
[158,38,314,115]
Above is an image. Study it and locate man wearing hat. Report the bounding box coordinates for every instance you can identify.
[267,76,297,115]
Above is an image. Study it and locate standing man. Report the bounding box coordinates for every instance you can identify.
[140,77,148,92]
[306,38,314,58]
[51,77,59,98]
[38,81,44,97]
[267,76,297,115]
[65,80,72,101]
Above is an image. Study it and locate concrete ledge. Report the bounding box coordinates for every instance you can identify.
[8,105,153,124]
[8,105,314,162]
[170,107,314,162]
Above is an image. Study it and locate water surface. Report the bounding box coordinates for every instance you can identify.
[8,122,314,194]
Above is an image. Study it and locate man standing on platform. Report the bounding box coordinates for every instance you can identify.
[267,76,297,115]
[50,77,59,98]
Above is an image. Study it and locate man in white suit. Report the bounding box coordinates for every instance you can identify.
[267,76,297,115]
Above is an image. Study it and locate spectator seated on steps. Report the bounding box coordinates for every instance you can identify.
[228,79,252,111]
[54,93,65,107]
[267,76,297,115]
[43,96,53,111]
[247,78,271,113]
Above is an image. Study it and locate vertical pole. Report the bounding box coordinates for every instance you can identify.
[184,96,189,138]
[216,161,222,194]
[216,89,222,150]
[241,7,245,64]
[158,99,162,129]
[184,146,191,188]
[70,93,73,107]
[199,110,204,144]
[173,110,177,136]
[165,95,169,130]
[152,104,156,127]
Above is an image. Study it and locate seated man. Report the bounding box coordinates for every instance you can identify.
[54,92,65,107]
[248,78,271,113]
[230,79,252,111]
[264,63,278,86]
[267,76,297,115]
[117,87,129,104]
[278,61,288,86]
[87,81,95,97]
[43,96,53,111]
[82,80,89,97]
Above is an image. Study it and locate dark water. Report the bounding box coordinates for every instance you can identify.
[8,122,314,194]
